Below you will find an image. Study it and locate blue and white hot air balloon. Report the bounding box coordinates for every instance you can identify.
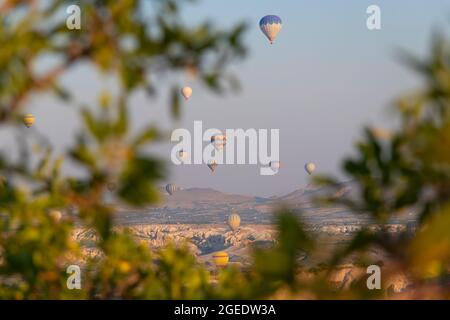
[259,15,282,44]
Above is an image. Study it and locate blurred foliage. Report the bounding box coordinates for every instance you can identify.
[313,31,450,298]
[0,0,449,300]
[0,0,248,299]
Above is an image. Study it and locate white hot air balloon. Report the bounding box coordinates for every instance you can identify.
[270,161,280,172]
[177,150,188,163]
[305,162,316,175]
[370,127,393,140]
[181,86,193,100]
[207,160,218,173]
[211,134,226,151]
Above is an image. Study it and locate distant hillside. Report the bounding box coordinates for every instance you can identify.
[115,182,417,226]
[159,187,257,209]
[276,181,356,206]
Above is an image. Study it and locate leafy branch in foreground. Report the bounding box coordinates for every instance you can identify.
[0,1,449,300]
[311,33,450,297]
[0,0,248,299]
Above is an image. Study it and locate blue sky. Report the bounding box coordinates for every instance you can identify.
[6,0,450,197]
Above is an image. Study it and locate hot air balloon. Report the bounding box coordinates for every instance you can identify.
[177,150,188,163]
[212,251,229,267]
[49,209,62,222]
[23,114,35,128]
[228,213,241,231]
[305,162,316,175]
[181,86,192,100]
[166,183,177,195]
[370,127,393,140]
[207,160,218,173]
[211,134,226,151]
[270,161,280,172]
[259,15,282,44]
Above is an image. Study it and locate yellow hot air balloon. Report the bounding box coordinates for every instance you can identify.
[228,213,241,231]
[23,114,35,128]
[212,251,229,267]
[49,209,62,222]
[181,86,193,100]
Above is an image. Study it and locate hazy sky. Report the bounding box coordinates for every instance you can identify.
[4,0,450,197]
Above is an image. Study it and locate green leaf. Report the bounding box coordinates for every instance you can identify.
[132,126,160,147]
[170,86,181,119]
[118,156,165,206]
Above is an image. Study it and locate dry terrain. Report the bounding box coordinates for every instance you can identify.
[71,182,430,296]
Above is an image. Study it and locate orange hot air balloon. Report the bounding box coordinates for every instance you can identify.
[181,86,193,100]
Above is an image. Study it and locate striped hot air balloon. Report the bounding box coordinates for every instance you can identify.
[23,114,35,128]
[259,15,282,44]
[212,251,229,267]
[166,183,177,195]
[228,213,241,231]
